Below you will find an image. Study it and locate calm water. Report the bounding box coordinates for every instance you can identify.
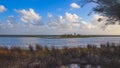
[0,37,120,47]
[60,64,101,68]
[0,37,118,68]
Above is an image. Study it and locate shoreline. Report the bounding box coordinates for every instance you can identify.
[0,35,120,38]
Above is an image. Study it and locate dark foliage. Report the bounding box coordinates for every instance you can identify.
[79,0,120,25]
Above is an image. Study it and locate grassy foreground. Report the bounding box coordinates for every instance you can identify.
[0,43,120,68]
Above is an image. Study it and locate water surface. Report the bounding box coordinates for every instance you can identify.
[60,64,101,68]
[0,37,120,47]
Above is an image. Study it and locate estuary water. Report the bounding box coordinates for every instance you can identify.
[60,64,101,68]
[0,37,120,47]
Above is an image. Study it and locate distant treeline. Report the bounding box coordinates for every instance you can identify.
[60,34,90,38]
[60,34,120,38]
[0,34,82,38]
[1,34,120,38]
[0,43,120,68]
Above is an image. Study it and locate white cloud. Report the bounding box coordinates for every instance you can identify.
[16,8,41,25]
[1,12,120,35]
[6,16,17,24]
[4,16,20,28]
[7,22,14,28]
[70,3,80,9]
[48,12,82,29]
[47,13,120,35]
[65,12,80,22]
[0,5,6,12]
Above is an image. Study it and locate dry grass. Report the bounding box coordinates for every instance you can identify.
[0,43,120,68]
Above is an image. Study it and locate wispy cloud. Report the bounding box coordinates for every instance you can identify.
[70,3,80,9]
[0,5,7,13]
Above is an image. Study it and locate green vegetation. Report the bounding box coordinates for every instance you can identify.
[0,43,120,68]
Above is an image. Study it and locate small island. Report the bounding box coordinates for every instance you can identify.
[60,33,91,38]
[60,33,120,38]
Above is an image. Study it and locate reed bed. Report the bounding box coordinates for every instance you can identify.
[0,43,120,68]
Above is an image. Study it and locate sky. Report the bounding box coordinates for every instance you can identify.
[0,0,120,35]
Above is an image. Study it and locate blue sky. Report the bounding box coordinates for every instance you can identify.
[0,0,119,35]
[0,0,92,21]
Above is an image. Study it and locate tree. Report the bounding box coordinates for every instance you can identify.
[78,0,120,25]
